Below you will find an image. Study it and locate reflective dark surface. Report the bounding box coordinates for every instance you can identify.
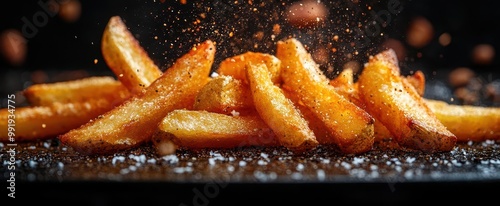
[1,0,500,204]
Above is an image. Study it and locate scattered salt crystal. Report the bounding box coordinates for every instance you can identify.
[291,172,303,180]
[43,142,51,148]
[352,157,364,165]
[341,161,351,170]
[253,171,267,181]
[257,159,267,165]
[228,157,235,162]
[209,158,216,165]
[260,152,269,159]
[296,163,304,171]
[404,170,413,178]
[162,154,179,164]
[57,162,64,169]
[147,158,157,164]
[227,165,235,172]
[230,110,240,116]
[120,168,129,174]
[29,160,38,168]
[173,167,193,173]
[239,161,247,167]
[320,158,330,164]
[452,159,462,166]
[128,165,137,171]
[490,159,500,164]
[28,145,36,150]
[406,157,416,164]
[317,169,325,181]
[370,165,378,170]
[112,156,125,165]
[0,142,3,147]
[210,72,219,78]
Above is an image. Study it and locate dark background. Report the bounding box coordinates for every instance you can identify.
[1,0,499,105]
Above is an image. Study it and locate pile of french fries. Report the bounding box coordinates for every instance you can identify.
[1,16,499,156]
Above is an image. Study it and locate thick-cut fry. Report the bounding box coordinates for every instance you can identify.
[281,88,332,143]
[357,49,457,152]
[158,109,278,149]
[193,75,255,115]
[23,76,130,106]
[425,99,500,142]
[59,40,215,155]
[329,68,365,107]
[217,52,282,84]
[0,97,127,142]
[328,69,394,144]
[101,16,163,93]
[405,70,426,96]
[246,62,318,153]
[277,38,375,154]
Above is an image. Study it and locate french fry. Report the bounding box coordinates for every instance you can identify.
[158,109,278,149]
[217,52,282,84]
[357,49,457,152]
[277,38,375,154]
[329,68,365,107]
[281,88,333,144]
[23,76,130,106]
[246,62,318,152]
[405,70,426,96]
[101,16,163,93]
[59,40,215,155]
[425,99,500,142]
[0,97,127,142]
[329,68,395,144]
[193,75,255,115]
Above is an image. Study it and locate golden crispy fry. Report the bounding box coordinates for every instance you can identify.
[193,75,255,115]
[329,68,395,144]
[405,70,426,96]
[357,49,457,152]
[0,97,127,142]
[158,109,278,149]
[329,68,365,107]
[101,16,163,93]
[23,76,130,106]
[246,62,318,152]
[217,51,282,84]
[425,99,500,142]
[59,40,215,155]
[281,88,333,144]
[277,38,375,154]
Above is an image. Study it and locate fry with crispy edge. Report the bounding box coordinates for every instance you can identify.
[357,49,457,152]
[193,75,255,115]
[59,40,215,155]
[0,97,128,142]
[158,109,278,149]
[101,16,163,93]
[425,99,500,142]
[246,62,318,153]
[277,38,375,154]
[217,52,282,84]
[23,76,130,106]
